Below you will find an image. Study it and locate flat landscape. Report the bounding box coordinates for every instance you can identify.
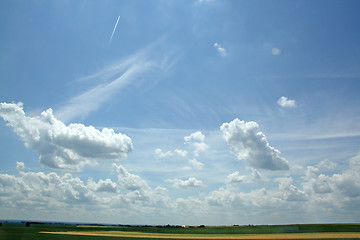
[1,222,360,240]
[41,231,360,239]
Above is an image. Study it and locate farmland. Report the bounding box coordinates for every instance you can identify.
[1,222,360,239]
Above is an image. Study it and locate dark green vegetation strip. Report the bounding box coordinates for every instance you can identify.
[1,222,360,240]
[105,224,360,235]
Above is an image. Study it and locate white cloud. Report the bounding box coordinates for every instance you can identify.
[277,96,296,108]
[174,149,188,157]
[57,63,152,122]
[184,132,205,142]
[197,0,213,3]
[193,142,209,156]
[155,148,173,158]
[277,177,307,201]
[0,102,132,171]
[16,161,25,172]
[207,186,281,208]
[155,148,188,158]
[206,187,233,206]
[272,48,281,56]
[2,153,360,225]
[251,168,262,180]
[317,159,337,170]
[329,154,360,198]
[213,42,227,57]
[189,158,204,170]
[56,41,174,122]
[302,155,360,200]
[220,119,289,170]
[110,164,171,210]
[0,163,99,206]
[107,15,120,47]
[87,179,118,193]
[303,166,333,194]
[184,131,209,156]
[113,163,149,191]
[227,171,247,184]
[287,154,360,219]
[0,162,172,219]
[204,154,360,223]
[168,177,204,189]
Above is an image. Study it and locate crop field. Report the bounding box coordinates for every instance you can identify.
[41,231,360,239]
[1,222,360,240]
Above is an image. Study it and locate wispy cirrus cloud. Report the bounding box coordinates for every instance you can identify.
[56,40,175,122]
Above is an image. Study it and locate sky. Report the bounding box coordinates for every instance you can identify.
[1,0,360,226]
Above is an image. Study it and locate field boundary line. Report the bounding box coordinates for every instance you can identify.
[40,231,360,239]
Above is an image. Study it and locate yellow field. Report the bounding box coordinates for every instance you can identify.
[40,231,360,239]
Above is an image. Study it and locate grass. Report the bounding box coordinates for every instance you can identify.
[41,231,360,239]
[108,224,360,234]
[1,222,360,240]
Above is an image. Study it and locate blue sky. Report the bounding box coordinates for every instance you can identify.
[1,0,360,225]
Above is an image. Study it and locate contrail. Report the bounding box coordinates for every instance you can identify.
[108,15,120,47]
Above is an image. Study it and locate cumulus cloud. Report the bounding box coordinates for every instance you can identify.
[331,156,360,197]
[113,163,149,191]
[0,102,132,171]
[87,179,118,193]
[184,132,205,142]
[0,162,172,216]
[155,148,187,158]
[168,177,204,189]
[204,154,360,222]
[303,166,333,194]
[214,42,227,57]
[189,158,204,170]
[184,131,209,156]
[110,164,172,208]
[155,148,173,158]
[174,149,188,157]
[303,154,360,198]
[277,177,307,201]
[317,159,337,170]
[0,162,99,206]
[220,119,289,170]
[272,48,281,56]
[207,186,280,208]
[16,161,25,172]
[277,96,296,108]
[251,168,262,180]
[227,171,247,184]
[193,142,208,156]
[2,154,360,224]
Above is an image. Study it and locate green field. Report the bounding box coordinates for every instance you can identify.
[1,222,360,240]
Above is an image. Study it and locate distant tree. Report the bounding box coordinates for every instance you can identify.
[0,222,2,227]
[26,222,30,227]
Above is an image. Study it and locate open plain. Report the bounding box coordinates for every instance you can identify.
[41,231,360,239]
[2,222,360,240]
